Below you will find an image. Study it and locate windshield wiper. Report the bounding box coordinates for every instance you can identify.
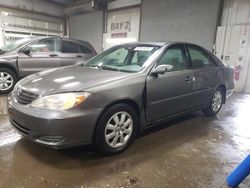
[101,65,120,71]
[87,64,120,72]
[86,63,103,69]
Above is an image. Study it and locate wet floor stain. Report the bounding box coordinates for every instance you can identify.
[0,94,250,187]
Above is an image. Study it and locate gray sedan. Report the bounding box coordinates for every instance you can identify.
[8,42,235,155]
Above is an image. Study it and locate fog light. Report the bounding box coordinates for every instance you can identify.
[36,136,64,145]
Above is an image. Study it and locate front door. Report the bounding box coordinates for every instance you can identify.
[146,44,193,121]
[18,38,61,77]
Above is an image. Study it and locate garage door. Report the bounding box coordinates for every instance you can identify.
[69,12,103,53]
[140,0,222,50]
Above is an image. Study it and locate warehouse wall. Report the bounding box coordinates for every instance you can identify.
[221,0,250,26]
[140,0,222,50]
[0,0,64,17]
[0,7,64,46]
[69,11,103,53]
[216,0,250,93]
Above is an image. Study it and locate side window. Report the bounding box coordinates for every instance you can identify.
[188,46,213,69]
[28,38,60,52]
[80,45,93,54]
[158,45,187,71]
[61,41,80,53]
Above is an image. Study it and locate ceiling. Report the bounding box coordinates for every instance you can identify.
[48,0,115,7]
[48,0,91,7]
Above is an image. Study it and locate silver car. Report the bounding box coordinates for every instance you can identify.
[0,37,96,93]
[8,42,235,155]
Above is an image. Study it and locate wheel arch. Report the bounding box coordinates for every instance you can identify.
[217,84,226,103]
[0,63,19,79]
[92,98,142,143]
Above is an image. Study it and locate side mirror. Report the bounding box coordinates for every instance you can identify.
[20,48,30,55]
[151,64,173,76]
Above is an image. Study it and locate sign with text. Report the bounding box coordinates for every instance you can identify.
[110,14,131,34]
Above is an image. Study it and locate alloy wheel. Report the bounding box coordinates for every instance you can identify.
[0,72,13,91]
[212,90,222,112]
[104,111,133,149]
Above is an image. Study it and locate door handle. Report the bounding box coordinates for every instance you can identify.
[49,54,58,57]
[76,55,83,58]
[185,76,192,82]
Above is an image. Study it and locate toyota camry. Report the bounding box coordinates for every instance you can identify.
[8,42,235,155]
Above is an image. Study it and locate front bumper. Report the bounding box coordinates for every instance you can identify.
[7,93,102,149]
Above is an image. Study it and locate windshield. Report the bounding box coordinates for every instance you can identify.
[85,45,161,73]
[0,38,32,53]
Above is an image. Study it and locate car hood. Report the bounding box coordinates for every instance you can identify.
[18,65,134,96]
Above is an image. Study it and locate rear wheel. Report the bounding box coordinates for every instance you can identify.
[203,87,224,116]
[0,68,17,94]
[94,104,138,155]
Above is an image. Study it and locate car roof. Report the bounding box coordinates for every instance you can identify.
[28,36,90,44]
[122,42,168,47]
[119,41,210,50]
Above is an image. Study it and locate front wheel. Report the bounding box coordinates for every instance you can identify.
[0,68,17,94]
[94,104,138,155]
[203,87,224,116]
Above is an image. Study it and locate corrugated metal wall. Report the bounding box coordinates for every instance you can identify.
[140,0,222,50]
[69,12,103,53]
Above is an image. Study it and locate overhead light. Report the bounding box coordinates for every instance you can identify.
[91,0,96,8]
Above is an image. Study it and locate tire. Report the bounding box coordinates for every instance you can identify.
[0,68,17,94]
[203,87,224,117]
[94,103,139,155]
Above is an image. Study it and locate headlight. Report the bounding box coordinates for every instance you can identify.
[30,92,90,110]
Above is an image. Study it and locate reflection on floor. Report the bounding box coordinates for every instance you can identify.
[0,94,249,188]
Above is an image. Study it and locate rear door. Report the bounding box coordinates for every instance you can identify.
[146,44,194,121]
[18,38,61,77]
[59,40,95,66]
[187,45,221,108]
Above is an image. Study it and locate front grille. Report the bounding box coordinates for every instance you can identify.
[15,88,38,105]
[10,118,30,136]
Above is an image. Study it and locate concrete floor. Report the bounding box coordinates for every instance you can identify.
[0,94,250,188]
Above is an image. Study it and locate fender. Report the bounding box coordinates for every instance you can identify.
[0,58,19,78]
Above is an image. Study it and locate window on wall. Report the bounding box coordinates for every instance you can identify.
[188,45,214,68]
[158,45,187,71]
[61,41,80,53]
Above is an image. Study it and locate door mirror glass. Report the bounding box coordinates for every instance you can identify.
[151,64,173,76]
[20,48,30,55]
